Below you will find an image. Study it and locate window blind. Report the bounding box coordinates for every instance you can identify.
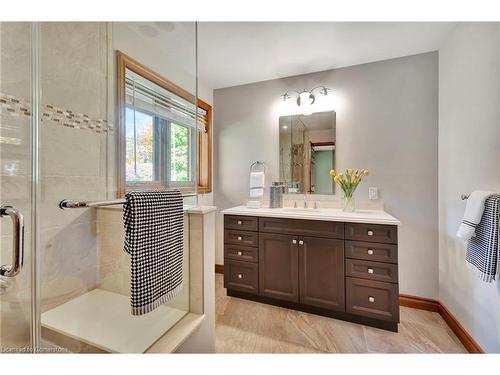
[125,69,208,132]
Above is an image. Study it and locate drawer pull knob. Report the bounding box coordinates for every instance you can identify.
[237,251,243,256]
[367,268,374,274]
[292,239,297,244]
[299,240,304,245]
[237,236,242,241]
[368,296,375,303]
[367,230,374,236]
[237,220,242,225]
[367,249,374,255]
[237,273,243,279]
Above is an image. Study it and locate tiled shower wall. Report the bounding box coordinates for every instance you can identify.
[1,21,107,345]
[39,22,111,311]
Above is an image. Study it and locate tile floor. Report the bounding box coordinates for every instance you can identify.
[215,274,467,353]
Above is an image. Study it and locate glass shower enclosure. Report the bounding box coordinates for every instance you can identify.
[0,22,199,353]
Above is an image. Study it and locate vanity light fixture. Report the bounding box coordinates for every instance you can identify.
[280,86,333,116]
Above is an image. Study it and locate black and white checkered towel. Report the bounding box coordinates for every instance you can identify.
[123,190,184,315]
[466,194,500,283]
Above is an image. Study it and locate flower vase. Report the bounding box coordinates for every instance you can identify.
[342,195,355,212]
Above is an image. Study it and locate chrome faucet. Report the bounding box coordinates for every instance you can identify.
[303,195,308,208]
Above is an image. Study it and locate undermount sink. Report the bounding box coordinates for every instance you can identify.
[280,208,324,214]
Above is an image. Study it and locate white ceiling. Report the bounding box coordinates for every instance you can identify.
[198,22,456,89]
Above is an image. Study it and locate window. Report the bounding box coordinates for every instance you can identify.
[117,51,212,196]
[125,108,156,183]
[170,123,191,182]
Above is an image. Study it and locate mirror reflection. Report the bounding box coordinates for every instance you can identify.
[279,111,336,194]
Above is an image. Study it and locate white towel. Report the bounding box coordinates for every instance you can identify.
[249,171,265,199]
[249,188,264,198]
[246,200,262,209]
[457,190,496,241]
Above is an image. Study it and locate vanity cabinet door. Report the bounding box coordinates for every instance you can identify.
[299,237,345,311]
[259,233,299,302]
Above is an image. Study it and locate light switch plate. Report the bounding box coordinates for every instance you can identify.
[369,187,378,200]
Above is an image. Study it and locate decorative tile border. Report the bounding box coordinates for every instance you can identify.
[0,92,31,117]
[42,104,112,133]
[0,92,113,133]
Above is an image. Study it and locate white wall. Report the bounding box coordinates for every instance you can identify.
[214,52,439,298]
[438,23,500,353]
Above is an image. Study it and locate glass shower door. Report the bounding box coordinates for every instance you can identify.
[0,21,199,354]
[36,22,197,353]
[0,22,35,353]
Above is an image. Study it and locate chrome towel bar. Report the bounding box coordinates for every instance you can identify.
[59,198,126,209]
[59,193,197,209]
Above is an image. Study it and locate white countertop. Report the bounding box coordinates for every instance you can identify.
[222,206,401,226]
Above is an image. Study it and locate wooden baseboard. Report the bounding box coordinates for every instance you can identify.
[437,302,483,353]
[215,264,224,274]
[216,267,484,353]
[399,294,440,312]
[400,294,484,353]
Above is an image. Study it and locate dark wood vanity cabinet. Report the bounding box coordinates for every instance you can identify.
[299,236,345,311]
[259,233,299,302]
[224,214,399,332]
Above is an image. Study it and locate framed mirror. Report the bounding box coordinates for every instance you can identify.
[279,111,336,194]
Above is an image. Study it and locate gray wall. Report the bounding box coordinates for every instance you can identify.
[439,23,500,352]
[214,52,439,299]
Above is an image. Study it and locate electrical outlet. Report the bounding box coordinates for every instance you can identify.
[369,187,378,200]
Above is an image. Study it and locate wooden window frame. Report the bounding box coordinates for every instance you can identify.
[197,99,212,194]
[117,50,212,197]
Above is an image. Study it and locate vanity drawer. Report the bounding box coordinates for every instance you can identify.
[346,240,398,264]
[224,259,258,295]
[346,277,399,322]
[259,217,344,239]
[224,215,258,232]
[224,244,258,263]
[224,229,259,247]
[345,259,398,283]
[345,223,397,244]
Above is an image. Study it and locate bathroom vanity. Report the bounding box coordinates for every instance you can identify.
[222,206,401,332]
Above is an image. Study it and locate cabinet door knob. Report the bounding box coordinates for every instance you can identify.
[367,249,374,255]
[237,251,243,256]
[299,240,304,245]
[368,296,375,303]
[367,230,374,236]
[237,220,242,225]
[367,268,374,274]
[292,239,297,244]
[237,236,242,241]
[237,273,243,279]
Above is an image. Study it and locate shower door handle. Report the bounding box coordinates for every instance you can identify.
[0,206,24,277]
